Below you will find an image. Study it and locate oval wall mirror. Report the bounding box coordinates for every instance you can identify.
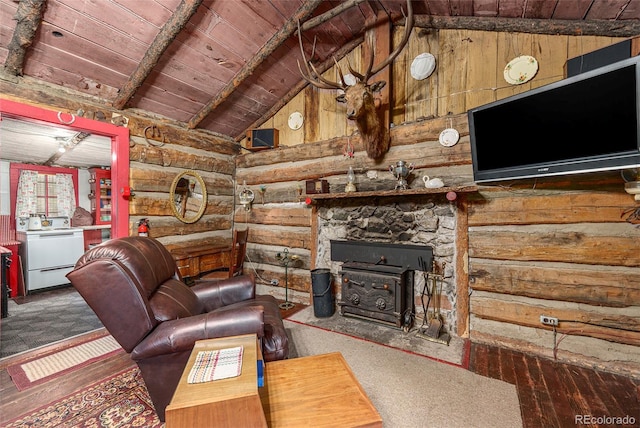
[170,170,207,223]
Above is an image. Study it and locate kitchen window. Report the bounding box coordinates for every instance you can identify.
[36,173,54,215]
[9,163,79,221]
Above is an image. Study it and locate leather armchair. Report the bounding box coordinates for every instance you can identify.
[66,236,289,421]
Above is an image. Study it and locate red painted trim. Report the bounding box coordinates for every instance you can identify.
[1,98,129,238]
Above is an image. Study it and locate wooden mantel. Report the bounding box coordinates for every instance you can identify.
[305,185,479,201]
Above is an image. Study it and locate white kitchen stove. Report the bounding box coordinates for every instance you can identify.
[16,216,84,293]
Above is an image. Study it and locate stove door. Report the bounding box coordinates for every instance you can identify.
[339,269,405,327]
[18,229,84,292]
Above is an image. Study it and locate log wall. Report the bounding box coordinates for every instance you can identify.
[0,77,238,251]
[239,28,640,376]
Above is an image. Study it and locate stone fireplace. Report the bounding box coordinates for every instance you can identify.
[315,195,459,335]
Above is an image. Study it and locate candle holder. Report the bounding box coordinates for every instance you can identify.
[238,180,255,211]
[276,248,297,310]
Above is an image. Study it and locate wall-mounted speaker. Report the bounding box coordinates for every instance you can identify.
[245,128,279,151]
[565,36,640,77]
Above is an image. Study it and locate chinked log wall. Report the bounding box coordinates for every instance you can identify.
[128,132,236,251]
[0,80,238,251]
[239,28,639,376]
[235,113,473,299]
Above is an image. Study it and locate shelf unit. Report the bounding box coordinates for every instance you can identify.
[89,168,112,225]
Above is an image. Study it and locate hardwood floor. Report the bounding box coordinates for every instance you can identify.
[2,324,638,426]
[469,342,640,427]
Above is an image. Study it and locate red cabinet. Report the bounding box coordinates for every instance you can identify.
[89,168,112,225]
[1,242,20,297]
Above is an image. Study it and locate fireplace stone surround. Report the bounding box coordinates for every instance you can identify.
[315,195,459,335]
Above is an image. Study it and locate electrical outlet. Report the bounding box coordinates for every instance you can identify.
[270,279,279,286]
[540,315,559,326]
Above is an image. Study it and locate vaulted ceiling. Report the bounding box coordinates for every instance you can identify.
[2,0,640,143]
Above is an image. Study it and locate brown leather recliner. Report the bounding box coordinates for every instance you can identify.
[66,236,289,421]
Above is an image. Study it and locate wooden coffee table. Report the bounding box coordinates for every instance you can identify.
[166,335,381,428]
[259,352,382,428]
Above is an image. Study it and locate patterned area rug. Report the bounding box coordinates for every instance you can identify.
[3,367,163,428]
[7,334,123,391]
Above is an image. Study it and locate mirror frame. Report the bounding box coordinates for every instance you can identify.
[1,98,130,238]
[170,170,207,224]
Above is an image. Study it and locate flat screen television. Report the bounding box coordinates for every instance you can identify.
[468,55,640,183]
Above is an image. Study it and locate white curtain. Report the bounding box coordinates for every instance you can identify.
[15,170,38,218]
[55,173,76,217]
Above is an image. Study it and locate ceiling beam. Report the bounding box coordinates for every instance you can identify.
[187,0,326,130]
[111,0,204,110]
[411,15,640,38]
[44,132,91,166]
[299,0,368,33]
[3,0,46,76]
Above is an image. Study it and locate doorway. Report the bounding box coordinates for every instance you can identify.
[0,98,129,237]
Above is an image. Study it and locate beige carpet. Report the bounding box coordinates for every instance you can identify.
[285,319,523,428]
[288,305,466,366]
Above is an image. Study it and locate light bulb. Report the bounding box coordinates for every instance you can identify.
[58,143,66,153]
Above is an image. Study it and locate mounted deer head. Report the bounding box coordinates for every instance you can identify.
[298,0,414,160]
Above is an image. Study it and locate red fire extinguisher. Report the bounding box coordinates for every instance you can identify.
[138,218,150,237]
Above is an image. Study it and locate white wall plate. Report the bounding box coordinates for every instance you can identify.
[439,128,459,147]
[288,111,304,130]
[504,55,538,85]
[410,53,436,80]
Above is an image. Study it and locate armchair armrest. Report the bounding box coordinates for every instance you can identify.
[131,304,264,360]
[191,274,256,311]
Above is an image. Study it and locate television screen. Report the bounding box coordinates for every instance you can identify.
[468,55,640,183]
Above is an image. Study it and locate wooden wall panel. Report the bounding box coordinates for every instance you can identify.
[233,206,311,227]
[465,30,499,109]
[469,225,640,266]
[402,27,439,121]
[437,29,470,116]
[468,192,633,225]
[531,33,569,87]
[472,292,640,346]
[470,260,640,308]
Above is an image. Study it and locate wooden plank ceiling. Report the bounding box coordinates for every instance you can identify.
[1,0,640,143]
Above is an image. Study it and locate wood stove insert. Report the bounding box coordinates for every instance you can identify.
[331,240,433,331]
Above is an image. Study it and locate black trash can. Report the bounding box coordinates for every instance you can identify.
[311,268,334,318]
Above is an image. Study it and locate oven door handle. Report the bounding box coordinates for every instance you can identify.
[40,265,74,272]
[38,232,77,238]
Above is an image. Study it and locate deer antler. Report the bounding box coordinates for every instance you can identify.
[297,20,346,90]
[298,0,414,87]
[364,0,413,82]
